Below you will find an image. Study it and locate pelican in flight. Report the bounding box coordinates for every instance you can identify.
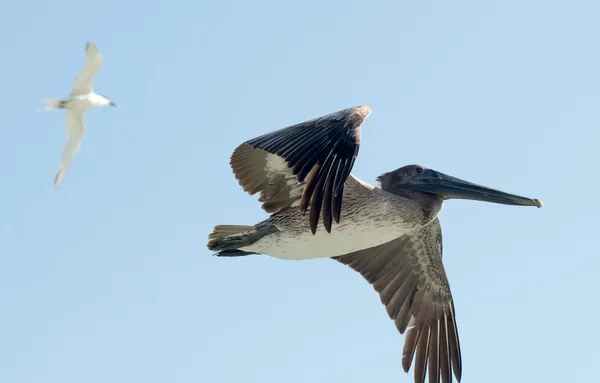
[207,106,542,383]
[40,42,116,189]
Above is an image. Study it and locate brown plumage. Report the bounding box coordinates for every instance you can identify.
[230,105,370,234]
[334,218,461,383]
[209,105,543,383]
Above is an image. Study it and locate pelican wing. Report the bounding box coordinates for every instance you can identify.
[230,106,370,234]
[54,109,85,189]
[333,218,462,383]
[70,42,103,95]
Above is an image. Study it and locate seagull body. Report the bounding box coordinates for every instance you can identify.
[40,42,116,189]
[207,106,543,383]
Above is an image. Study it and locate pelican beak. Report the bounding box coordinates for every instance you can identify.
[403,169,543,208]
[109,102,117,107]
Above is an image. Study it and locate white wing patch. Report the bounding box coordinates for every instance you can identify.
[354,175,375,190]
[263,153,304,207]
[263,152,287,176]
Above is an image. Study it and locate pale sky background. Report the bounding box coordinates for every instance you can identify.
[1,1,598,382]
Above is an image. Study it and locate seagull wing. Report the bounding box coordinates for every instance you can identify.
[54,109,85,189]
[70,42,103,95]
[333,218,462,383]
[230,106,370,234]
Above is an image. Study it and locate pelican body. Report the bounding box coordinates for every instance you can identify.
[237,175,434,260]
[207,106,542,383]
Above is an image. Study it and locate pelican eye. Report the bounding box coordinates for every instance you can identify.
[415,166,424,174]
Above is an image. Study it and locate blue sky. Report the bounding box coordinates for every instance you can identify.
[1,1,598,382]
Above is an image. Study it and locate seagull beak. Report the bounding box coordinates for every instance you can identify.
[403,169,543,208]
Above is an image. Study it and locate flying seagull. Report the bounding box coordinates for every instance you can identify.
[207,106,542,383]
[39,42,116,189]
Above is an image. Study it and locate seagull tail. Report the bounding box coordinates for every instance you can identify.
[37,99,63,113]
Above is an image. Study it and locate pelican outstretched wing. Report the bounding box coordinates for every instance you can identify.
[333,218,462,383]
[230,105,370,234]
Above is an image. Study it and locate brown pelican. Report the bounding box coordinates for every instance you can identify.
[207,106,542,383]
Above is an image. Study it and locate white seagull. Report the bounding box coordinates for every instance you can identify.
[40,42,116,189]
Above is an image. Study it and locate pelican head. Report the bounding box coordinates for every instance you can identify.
[377,164,543,208]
